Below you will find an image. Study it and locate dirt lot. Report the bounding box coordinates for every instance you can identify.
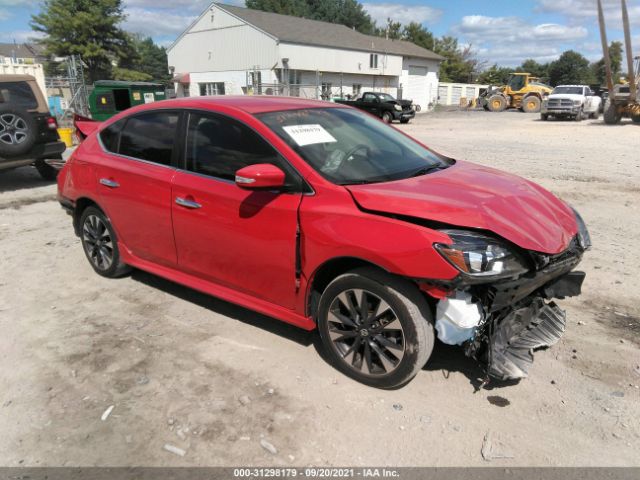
[0,110,639,467]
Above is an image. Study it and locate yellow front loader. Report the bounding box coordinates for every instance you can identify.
[479,73,553,113]
[598,0,640,124]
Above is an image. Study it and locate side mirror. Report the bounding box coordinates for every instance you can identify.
[235,163,286,190]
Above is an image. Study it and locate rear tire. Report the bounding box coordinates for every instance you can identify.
[522,96,541,113]
[79,206,131,278]
[603,99,622,124]
[317,267,434,389]
[487,95,507,112]
[0,106,37,157]
[382,112,393,124]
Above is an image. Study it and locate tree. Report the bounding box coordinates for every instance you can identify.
[117,34,171,85]
[590,41,623,85]
[244,0,309,16]
[402,22,434,51]
[246,0,376,34]
[31,0,129,83]
[518,59,549,80]
[434,36,482,83]
[477,64,513,85]
[376,18,402,39]
[548,50,595,86]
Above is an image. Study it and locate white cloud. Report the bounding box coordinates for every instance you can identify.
[455,15,587,43]
[452,15,590,65]
[123,7,197,37]
[0,0,38,6]
[536,0,640,27]
[362,3,442,26]
[0,30,44,43]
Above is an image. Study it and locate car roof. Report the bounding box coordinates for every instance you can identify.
[145,96,345,114]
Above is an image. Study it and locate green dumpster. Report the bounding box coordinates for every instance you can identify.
[88,80,166,121]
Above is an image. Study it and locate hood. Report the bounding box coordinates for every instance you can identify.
[384,99,413,107]
[548,94,583,101]
[346,161,577,255]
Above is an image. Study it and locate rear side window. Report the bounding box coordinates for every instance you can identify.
[185,112,282,181]
[0,82,38,109]
[119,111,178,166]
[99,119,124,153]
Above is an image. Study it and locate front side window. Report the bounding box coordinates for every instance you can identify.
[119,111,179,166]
[0,81,38,109]
[185,112,298,186]
[258,108,451,185]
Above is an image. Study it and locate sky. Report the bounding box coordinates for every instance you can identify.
[0,0,639,67]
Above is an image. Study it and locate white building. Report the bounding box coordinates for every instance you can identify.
[167,3,443,109]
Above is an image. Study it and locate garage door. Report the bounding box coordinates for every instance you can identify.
[405,65,429,109]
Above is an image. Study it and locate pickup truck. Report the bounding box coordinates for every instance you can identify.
[541,85,602,121]
[335,92,415,124]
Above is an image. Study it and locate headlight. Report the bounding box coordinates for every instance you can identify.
[435,229,529,279]
[573,100,582,106]
[571,208,591,250]
[394,104,402,111]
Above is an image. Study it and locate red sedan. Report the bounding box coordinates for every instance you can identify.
[58,96,590,388]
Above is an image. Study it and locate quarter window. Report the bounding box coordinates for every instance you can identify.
[0,81,38,109]
[185,112,296,185]
[99,119,125,153]
[119,111,179,166]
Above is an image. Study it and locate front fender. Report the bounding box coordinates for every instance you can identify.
[299,188,459,282]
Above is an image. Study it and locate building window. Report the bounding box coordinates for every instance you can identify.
[199,82,225,96]
[369,54,378,69]
[352,84,362,97]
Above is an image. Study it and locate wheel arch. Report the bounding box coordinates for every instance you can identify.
[72,196,103,236]
[306,256,396,319]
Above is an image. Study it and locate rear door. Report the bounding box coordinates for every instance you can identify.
[95,110,180,267]
[171,110,304,308]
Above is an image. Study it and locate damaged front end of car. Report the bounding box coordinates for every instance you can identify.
[426,210,591,384]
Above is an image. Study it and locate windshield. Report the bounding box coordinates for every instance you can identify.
[377,93,395,102]
[552,86,584,95]
[258,107,451,185]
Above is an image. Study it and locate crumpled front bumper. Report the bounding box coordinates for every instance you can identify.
[458,240,586,382]
[487,298,566,380]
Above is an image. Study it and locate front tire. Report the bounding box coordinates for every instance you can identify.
[382,112,393,124]
[79,206,131,278]
[487,95,507,112]
[522,96,541,113]
[317,268,434,388]
[541,113,549,121]
[400,118,410,124]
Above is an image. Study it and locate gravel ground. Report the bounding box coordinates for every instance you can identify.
[0,110,639,467]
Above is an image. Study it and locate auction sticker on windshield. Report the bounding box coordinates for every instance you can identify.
[282,124,337,147]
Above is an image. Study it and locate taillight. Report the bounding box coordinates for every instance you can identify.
[46,117,58,130]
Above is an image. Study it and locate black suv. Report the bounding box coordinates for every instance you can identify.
[0,74,66,180]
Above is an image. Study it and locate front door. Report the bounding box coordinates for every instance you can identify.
[95,111,179,267]
[171,111,303,309]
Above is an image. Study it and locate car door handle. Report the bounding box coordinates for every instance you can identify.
[99,178,119,188]
[175,197,202,209]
